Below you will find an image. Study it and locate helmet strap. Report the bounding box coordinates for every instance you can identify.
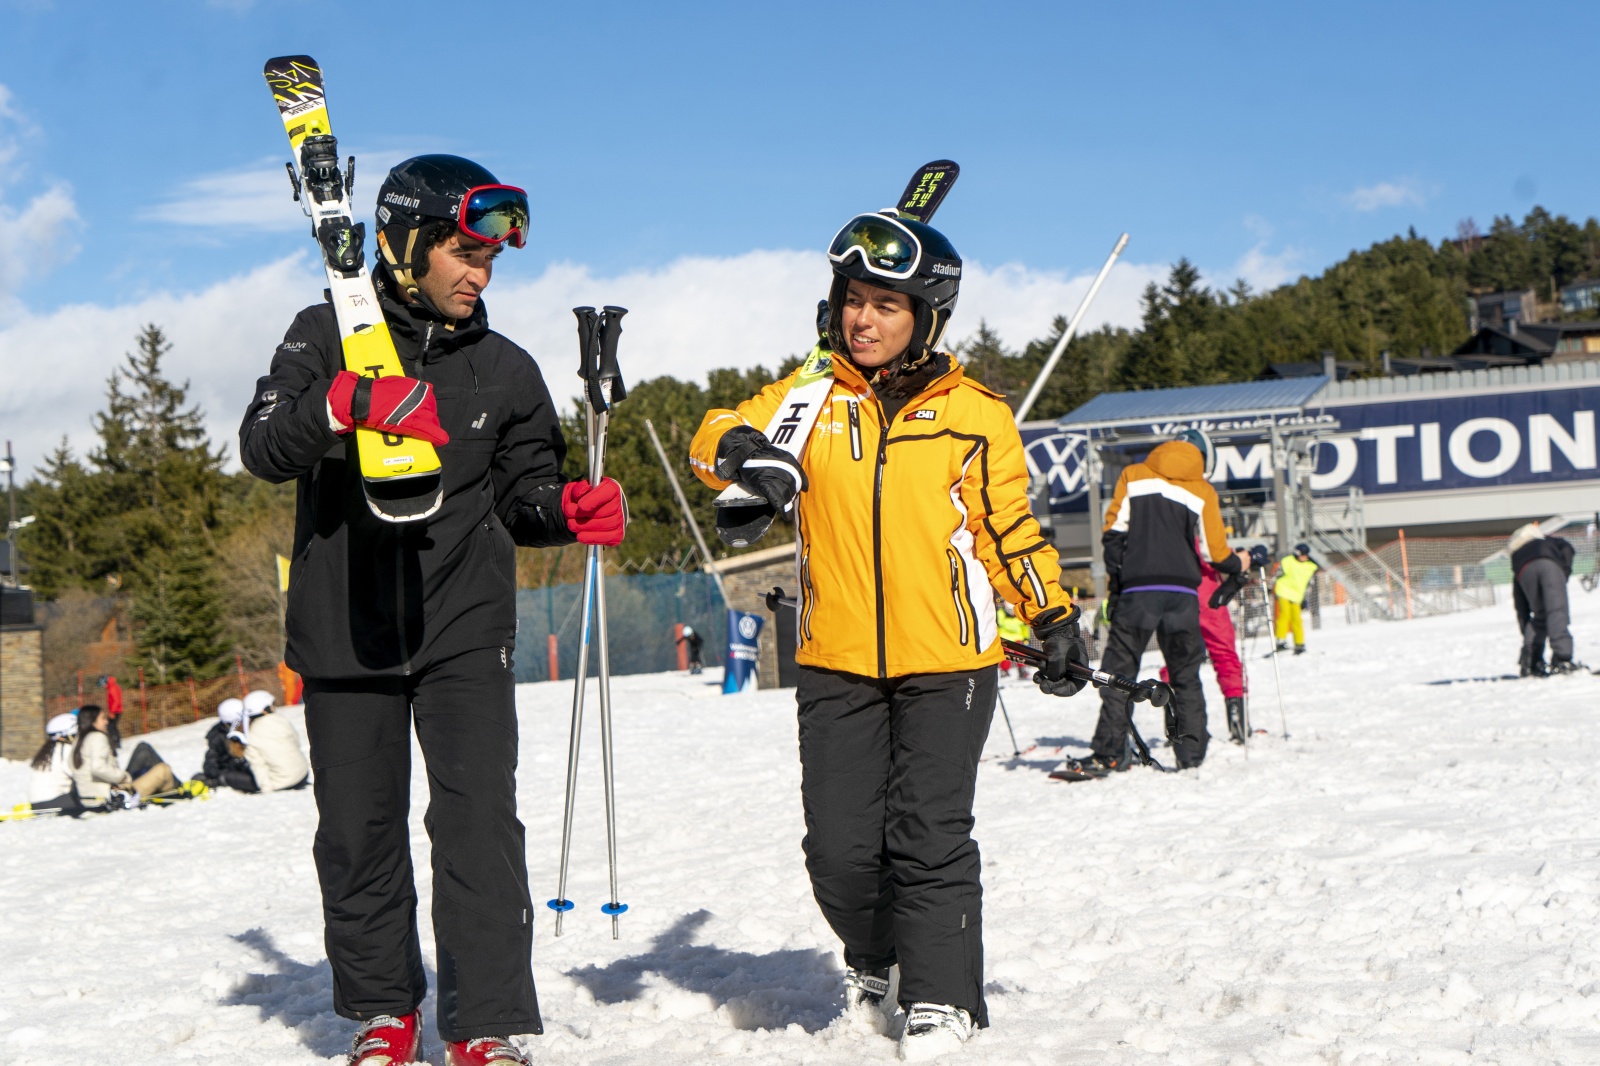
[377,228,422,299]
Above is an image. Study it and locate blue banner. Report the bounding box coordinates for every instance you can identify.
[723,609,764,694]
[1029,382,1600,505]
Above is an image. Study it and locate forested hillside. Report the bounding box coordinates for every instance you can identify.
[16,208,1598,687]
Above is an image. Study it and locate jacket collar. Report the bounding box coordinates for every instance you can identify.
[373,262,490,361]
[830,349,965,402]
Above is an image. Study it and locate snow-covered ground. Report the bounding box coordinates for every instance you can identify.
[4,593,1599,1065]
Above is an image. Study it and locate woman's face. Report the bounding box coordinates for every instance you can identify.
[840,278,916,368]
[95,709,110,732]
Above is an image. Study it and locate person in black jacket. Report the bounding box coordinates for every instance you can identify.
[1509,523,1582,676]
[239,155,625,1066]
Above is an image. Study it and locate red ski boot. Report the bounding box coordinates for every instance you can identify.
[348,1011,422,1065]
[444,1036,531,1065]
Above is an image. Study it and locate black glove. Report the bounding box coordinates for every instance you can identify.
[1209,572,1248,609]
[1031,604,1088,697]
[715,425,807,513]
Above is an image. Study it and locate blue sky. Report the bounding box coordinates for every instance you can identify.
[4,0,1600,472]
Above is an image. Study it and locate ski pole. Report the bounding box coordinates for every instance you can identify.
[994,689,1021,757]
[593,306,629,940]
[764,588,1173,706]
[550,307,600,936]
[1262,564,1290,739]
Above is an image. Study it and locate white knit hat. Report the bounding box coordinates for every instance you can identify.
[1507,522,1543,554]
[243,689,275,716]
[46,712,79,739]
[217,698,245,727]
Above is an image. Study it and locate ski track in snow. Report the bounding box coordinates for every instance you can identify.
[3,595,1599,1064]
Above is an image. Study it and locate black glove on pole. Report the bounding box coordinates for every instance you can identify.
[1032,604,1089,697]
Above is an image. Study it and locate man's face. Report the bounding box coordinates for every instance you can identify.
[416,230,501,319]
[840,277,916,368]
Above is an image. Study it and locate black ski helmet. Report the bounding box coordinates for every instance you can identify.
[375,154,517,300]
[824,211,962,371]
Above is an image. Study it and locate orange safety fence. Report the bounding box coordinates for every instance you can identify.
[43,665,302,739]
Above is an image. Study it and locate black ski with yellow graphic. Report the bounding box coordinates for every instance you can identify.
[262,55,443,522]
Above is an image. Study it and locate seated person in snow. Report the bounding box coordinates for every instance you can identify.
[68,704,178,807]
[201,698,259,792]
[28,713,86,816]
[237,689,311,792]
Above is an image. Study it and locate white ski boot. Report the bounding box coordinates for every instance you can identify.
[898,1002,973,1061]
[844,963,899,1028]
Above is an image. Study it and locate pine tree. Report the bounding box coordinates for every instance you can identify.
[129,524,231,683]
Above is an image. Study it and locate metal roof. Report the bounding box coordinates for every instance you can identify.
[1058,376,1330,430]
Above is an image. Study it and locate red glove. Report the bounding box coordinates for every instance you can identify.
[562,478,627,546]
[326,370,450,446]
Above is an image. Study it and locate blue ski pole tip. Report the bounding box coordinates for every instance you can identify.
[601,902,629,916]
[546,898,575,913]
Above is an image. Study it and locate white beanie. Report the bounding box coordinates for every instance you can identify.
[243,689,275,717]
[217,698,245,727]
[46,712,79,739]
[1507,522,1543,554]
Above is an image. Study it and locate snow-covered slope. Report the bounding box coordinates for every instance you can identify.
[2,594,1597,1064]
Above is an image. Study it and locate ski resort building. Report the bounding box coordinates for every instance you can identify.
[1019,358,1600,609]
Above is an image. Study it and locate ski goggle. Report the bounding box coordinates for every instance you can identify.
[457,184,529,248]
[828,213,923,279]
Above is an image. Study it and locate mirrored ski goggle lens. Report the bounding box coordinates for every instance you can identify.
[461,186,530,248]
[828,216,919,275]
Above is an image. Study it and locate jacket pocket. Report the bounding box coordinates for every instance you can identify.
[1021,555,1048,608]
[947,549,971,647]
[847,400,862,461]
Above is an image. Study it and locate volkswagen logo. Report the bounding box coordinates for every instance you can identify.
[1023,432,1089,503]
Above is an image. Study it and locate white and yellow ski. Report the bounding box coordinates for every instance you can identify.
[263,55,442,522]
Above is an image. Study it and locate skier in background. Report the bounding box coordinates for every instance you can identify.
[1273,543,1320,655]
[1063,429,1249,778]
[1159,554,1249,744]
[236,689,310,792]
[27,713,85,816]
[1510,522,1582,675]
[690,201,1087,1060]
[239,155,625,1066]
[995,600,1031,681]
[678,624,705,674]
[200,698,257,792]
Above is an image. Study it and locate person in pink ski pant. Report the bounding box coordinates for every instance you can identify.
[1160,561,1248,742]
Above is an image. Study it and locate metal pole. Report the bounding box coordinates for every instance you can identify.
[644,418,731,607]
[1012,233,1129,425]
[1086,440,1106,602]
[551,401,599,938]
[1261,564,1290,739]
[1270,423,1290,558]
[592,410,623,938]
[995,689,1021,757]
[4,441,15,588]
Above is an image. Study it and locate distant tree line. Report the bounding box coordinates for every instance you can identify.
[17,207,1598,679]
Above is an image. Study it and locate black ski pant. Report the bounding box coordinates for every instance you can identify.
[795,664,995,1027]
[303,646,541,1042]
[1092,590,1209,768]
[1516,558,1573,662]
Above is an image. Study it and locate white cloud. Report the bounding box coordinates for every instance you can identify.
[141,151,408,232]
[1229,242,1303,291]
[1343,179,1427,213]
[0,248,1164,478]
[0,83,82,313]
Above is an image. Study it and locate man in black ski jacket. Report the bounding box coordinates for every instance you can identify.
[239,155,625,1066]
[1509,523,1581,675]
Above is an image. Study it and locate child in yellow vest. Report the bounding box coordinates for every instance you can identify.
[1273,543,1320,654]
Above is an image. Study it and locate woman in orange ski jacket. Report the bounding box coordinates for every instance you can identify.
[688,196,1087,1055]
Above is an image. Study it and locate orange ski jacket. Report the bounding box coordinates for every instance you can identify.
[690,354,1073,678]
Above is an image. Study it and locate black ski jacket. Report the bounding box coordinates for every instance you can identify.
[1511,536,1574,580]
[239,268,575,679]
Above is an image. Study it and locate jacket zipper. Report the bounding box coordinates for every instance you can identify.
[848,400,862,460]
[872,404,889,679]
[1021,556,1048,608]
[801,547,815,644]
[946,550,971,647]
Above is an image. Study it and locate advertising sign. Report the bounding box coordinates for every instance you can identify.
[723,609,764,694]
